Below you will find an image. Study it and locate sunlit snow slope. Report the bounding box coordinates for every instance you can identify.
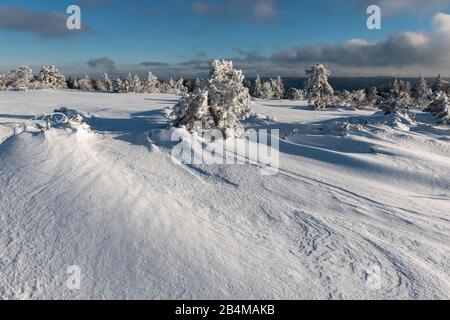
[0,90,449,299]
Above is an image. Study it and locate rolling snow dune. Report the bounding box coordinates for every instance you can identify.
[0,90,449,299]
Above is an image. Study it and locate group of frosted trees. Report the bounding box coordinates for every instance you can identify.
[67,71,187,94]
[0,65,187,95]
[253,74,285,100]
[1,62,449,126]
[0,66,67,91]
[69,71,187,94]
[248,64,450,124]
[170,59,251,132]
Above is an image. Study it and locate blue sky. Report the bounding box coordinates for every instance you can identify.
[1,0,450,77]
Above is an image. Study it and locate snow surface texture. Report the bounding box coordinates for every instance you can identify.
[0,90,449,300]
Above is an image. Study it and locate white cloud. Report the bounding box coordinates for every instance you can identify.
[271,12,450,72]
[432,12,450,33]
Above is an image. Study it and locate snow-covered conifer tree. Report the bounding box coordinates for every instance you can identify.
[171,91,210,130]
[0,74,6,90]
[143,71,159,93]
[175,78,187,95]
[38,66,67,89]
[336,90,352,105]
[126,74,134,92]
[102,72,113,92]
[365,87,380,107]
[304,64,334,110]
[286,88,304,101]
[171,59,251,133]
[380,91,412,115]
[262,81,273,99]
[351,90,368,109]
[208,59,251,130]
[414,76,431,98]
[131,74,143,93]
[113,78,124,93]
[270,76,285,99]
[424,94,450,124]
[6,66,33,91]
[254,74,263,98]
[432,74,448,93]
[77,74,94,91]
[94,79,107,92]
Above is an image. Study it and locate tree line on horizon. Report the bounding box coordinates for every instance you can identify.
[0,62,449,127]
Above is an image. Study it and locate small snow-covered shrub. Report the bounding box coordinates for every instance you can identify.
[304,64,334,110]
[425,94,450,124]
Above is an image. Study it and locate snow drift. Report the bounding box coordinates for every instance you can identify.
[0,90,449,299]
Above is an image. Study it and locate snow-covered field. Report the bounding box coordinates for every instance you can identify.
[0,90,449,299]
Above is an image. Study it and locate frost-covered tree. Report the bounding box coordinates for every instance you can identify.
[351,90,368,109]
[286,88,304,101]
[432,74,448,93]
[77,74,94,91]
[388,79,414,107]
[0,74,6,90]
[380,91,412,115]
[413,76,431,99]
[424,94,450,124]
[94,79,107,92]
[126,74,134,92]
[130,74,143,93]
[171,91,210,131]
[262,81,273,99]
[336,90,352,105]
[175,78,188,95]
[253,73,263,98]
[208,59,251,130]
[271,76,285,99]
[160,78,187,95]
[143,71,159,93]
[113,78,126,93]
[38,66,67,89]
[171,59,251,132]
[6,66,33,91]
[365,86,379,107]
[193,78,208,92]
[304,64,334,110]
[102,72,113,92]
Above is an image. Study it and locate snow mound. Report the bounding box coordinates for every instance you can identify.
[0,91,449,300]
[31,107,93,133]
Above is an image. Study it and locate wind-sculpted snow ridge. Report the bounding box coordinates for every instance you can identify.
[0,91,449,299]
